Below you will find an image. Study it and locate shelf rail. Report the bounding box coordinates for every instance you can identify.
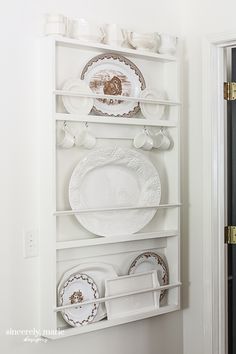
[54,90,180,106]
[55,282,181,312]
[54,203,181,216]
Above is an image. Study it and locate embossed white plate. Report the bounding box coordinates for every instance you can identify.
[69,147,161,237]
[58,263,118,322]
[81,53,146,117]
[58,273,99,327]
[128,252,169,301]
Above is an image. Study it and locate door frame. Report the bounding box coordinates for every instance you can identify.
[202,32,236,354]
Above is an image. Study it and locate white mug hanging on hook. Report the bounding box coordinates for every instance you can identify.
[57,122,75,149]
[153,128,171,150]
[75,123,96,149]
[133,128,153,151]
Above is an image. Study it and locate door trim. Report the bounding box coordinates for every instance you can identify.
[202,32,236,354]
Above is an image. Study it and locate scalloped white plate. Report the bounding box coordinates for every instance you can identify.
[69,147,161,237]
[62,78,94,115]
[140,89,167,119]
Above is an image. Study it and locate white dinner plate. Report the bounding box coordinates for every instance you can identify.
[81,53,146,117]
[58,273,99,327]
[58,263,118,322]
[128,252,169,301]
[62,78,94,114]
[69,147,161,237]
[140,89,167,119]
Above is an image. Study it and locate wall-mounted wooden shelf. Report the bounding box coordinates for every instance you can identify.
[40,34,181,339]
[54,36,177,63]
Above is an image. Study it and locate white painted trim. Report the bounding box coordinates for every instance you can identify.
[202,31,236,354]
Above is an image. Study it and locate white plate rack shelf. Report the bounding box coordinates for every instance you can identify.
[40,35,181,339]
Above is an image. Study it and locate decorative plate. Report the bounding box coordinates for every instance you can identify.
[58,263,118,322]
[58,273,99,327]
[140,89,167,119]
[128,252,169,301]
[69,147,161,237]
[62,78,94,115]
[81,53,146,117]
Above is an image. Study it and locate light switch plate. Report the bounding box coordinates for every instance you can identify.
[23,229,38,258]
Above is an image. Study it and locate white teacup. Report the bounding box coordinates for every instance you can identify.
[153,129,171,150]
[101,23,126,47]
[71,18,104,43]
[159,33,177,55]
[133,131,153,151]
[75,130,96,149]
[44,14,67,36]
[57,125,75,148]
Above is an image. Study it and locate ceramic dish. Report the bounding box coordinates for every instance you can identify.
[58,273,99,327]
[69,147,161,237]
[58,263,118,322]
[62,78,94,115]
[128,252,169,301]
[140,89,167,119]
[105,271,160,320]
[81,53,146,117]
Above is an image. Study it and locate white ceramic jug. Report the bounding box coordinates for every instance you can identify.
[71,18,104,43]
[101,24,126,47]
[127,31,160,52]
[44,13,67,36]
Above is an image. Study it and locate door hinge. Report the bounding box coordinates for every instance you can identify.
[224,82,236,100]
[225,226,236,244]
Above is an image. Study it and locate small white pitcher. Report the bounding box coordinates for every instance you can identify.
[101,24,126,47]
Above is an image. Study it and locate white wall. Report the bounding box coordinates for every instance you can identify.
[0,1,184,354]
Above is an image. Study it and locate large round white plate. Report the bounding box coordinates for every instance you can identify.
[128,252,169,301]
[58,273,99,327]
[58,263,118,322]
[69,147,161,237]
[81,53,146,117]
[140,89,166,119]
[62,78,94,114]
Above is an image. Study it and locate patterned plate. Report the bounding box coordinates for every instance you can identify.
[128,252,169,301]
[81,53,146,117]
[58,273,99,327]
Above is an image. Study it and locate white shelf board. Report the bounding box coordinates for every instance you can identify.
[46,304,180,339]
[56,230,178,250]
[55,113,178,127]
[54,36,177,63]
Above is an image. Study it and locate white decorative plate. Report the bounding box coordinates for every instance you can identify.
[58,273,99,327]
[62,78,94,114]
[58,263,118,322]
[69,147,161,237]
[140,89,166,119]
[81,53,146,117]
[128,252,169,301]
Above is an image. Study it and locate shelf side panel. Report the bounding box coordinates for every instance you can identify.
[40,37,57,332]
